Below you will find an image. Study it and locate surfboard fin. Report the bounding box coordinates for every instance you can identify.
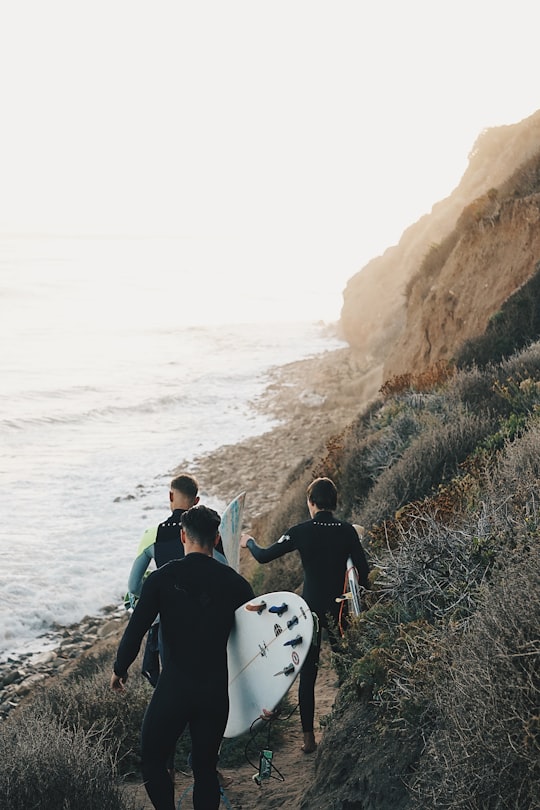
[274,663,295,676]
[286,615,299,629]
[245,601,267,613]
[283,635,302,647]
[269,602,288,616]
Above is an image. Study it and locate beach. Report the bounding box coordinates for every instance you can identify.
[182,346,378,523]
[0,344,373,716]
[0,342,375,810]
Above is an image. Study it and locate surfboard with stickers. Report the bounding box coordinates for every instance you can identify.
[224,590,315,738]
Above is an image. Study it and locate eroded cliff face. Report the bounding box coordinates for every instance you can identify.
[340,109,540,383]
[385,193,540,377]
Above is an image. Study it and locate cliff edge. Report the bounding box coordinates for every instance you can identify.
[340,108,540,382]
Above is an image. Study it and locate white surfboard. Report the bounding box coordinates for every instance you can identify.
[335,555,363,620]
[224,590,315,738]
[346,556,363,616]
[219,491,245,572]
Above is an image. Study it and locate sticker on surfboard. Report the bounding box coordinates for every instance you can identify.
[224,590,315,738]
[219,491,245,572]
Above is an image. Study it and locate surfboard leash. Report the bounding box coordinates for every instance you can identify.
[244,704,301,785]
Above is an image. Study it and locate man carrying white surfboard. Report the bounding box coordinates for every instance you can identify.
[111,504,254,810]
[240,476,369,755]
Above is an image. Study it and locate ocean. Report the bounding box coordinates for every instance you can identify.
[0,235,345,662]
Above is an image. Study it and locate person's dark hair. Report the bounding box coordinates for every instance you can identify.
[181,505,221,548]
[307,477,337,510]
[170,473,199,501]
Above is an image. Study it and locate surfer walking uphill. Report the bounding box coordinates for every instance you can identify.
[126,473,227,687]
[240,476,369,754]
[111,505,254,810]
[127,473,227,605]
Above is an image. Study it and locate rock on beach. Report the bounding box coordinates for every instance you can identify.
[0,605,128,719]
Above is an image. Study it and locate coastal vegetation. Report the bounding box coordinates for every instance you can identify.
[252,333,540,808]
[2,126,540,807]
[2,315,539,808]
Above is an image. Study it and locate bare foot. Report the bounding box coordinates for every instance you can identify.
[301,731,317,753]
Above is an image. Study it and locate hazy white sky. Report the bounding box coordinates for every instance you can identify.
[1,1,538,319]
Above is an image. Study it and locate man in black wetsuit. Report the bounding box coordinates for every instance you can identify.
[240,476,369,754]
[126,473,227,688]
[127,473,227,604]
[111,505,254,810]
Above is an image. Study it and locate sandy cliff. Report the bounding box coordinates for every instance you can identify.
[340,109,540,381]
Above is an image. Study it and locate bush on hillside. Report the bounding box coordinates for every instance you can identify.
[338,390,459,520]
[494,413,540,496]
[499,147,540,198]
[374,506,496,625]
[410,544,540,809]
[359,409,491,530]
[0,706,135,810]
[27,645,151,777]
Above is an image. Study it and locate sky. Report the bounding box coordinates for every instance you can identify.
[1,1,539,322]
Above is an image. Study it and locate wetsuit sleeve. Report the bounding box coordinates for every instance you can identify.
[127,545,155,596]
[245,533,296,564]
[114,571,160,677]
[127,527,157,596]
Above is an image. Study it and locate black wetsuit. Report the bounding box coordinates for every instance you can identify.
[246,511,369,732]
[129,508,228,686]
[114,553,254,810]
[154,509,227,568]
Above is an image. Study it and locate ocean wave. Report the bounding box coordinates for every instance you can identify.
[0,385,254,432]
[0,384,100,403]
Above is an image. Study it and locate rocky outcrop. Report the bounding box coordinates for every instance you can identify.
[0,605,127,719]
[340,109,540,381]
[385,191,540,377]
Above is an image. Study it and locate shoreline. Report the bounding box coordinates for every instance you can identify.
[179,346,376,523]
[0,604,129,719]
[0,345,374,718]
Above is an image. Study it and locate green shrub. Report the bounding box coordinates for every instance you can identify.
[359,409,491,530]
[411,543,540,809]
[373,506,497,624]
[27,645,151,777]
[0,707,135,810]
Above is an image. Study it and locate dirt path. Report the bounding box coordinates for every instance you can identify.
[126,647,338,810]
